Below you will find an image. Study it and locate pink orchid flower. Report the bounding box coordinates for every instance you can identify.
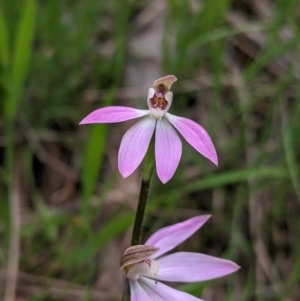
[120,215,239,301]
[80,75,217,183]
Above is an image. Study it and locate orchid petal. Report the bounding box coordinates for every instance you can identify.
[139,277,204,301]
[79,106,149,124]
[118,117,156,178]
[165,113,218,165]
[145,215,211,258]
[130,280,153,301]
[155,118,182,184]
[154,252,240,283]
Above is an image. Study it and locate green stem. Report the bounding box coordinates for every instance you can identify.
[121,140,155,301]
[130,140,155,245]
[130,179,151,245]
[121,279,130,301]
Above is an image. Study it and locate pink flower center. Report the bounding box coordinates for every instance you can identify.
[149,84,168,110]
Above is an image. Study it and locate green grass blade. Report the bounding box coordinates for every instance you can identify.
[12,0,36,86]
[281,104,300,203]
[81,91,116,214]
[245,35,300,80]
[63,212,133,266]
[0,10,9,117]
[152,167,289,206]
[0,11,9,67]
[199,0,232,33]
[82,124,108,202]
[9,0,36,117]
[187,24,268,54]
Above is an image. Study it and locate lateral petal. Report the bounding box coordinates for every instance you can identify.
[79,106,149,124]
[165,113,218,165]
[145,215,211,258]
[118,117,156,178]
[155,252,240,282]
[139,277,204,301]
[155,118,182,183]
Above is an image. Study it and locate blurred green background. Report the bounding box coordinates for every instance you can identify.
[1,0,300,300]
